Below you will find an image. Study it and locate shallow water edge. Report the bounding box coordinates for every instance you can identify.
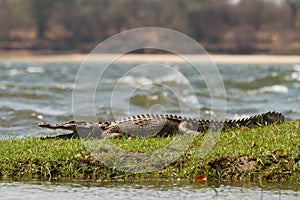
[0,179,299,200]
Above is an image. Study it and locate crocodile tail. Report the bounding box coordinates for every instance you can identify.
[224,111,284,129]
[38,121,77,131]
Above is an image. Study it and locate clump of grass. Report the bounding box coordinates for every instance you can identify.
[0,120,299,182]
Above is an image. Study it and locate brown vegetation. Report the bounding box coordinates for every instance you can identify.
[0,0,300,54]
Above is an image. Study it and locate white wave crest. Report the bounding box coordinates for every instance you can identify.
[26,66,44,73]
[291,72,300,81]
[293,64,300,72]
[7,69,24,76]
[155,71,190,85]
[111,75,153,86]
[291,64,300,81]
[248,85,289,95]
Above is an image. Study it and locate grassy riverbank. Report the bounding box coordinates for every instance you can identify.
[0,121,299,182]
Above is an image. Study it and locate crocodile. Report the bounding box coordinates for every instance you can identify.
[38,111,284,139]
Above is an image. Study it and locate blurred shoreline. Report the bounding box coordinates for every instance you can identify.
[1,51,300,64]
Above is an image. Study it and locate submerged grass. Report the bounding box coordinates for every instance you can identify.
[0,120,299,182]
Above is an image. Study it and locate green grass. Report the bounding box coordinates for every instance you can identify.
[0,120,299,182]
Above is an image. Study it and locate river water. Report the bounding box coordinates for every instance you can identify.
[1,61,300,138]
[0,60,299,198]
[0,180,299,200]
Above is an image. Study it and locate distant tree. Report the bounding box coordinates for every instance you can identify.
[0,0,32,41]
[202,0,235,43]
[29,0,56,40]
[182,0,214,41]
[0,0,11,40]
[238,0,264,30]
[285,0,300,28]
[0,0,299,54]
[104,0,130,33]
[233,25,256,54]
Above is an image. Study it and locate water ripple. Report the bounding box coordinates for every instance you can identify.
[0,61,299,137]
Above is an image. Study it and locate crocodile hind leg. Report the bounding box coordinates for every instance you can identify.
[178,121,203,136]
